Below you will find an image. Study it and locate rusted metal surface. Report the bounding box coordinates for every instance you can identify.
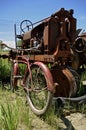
[0,8,84,98]
[51,67,77,97]
[72,32,86,69]
[21,8,76,68]
[18,8,78,97]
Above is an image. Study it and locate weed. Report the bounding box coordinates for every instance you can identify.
[0,89,32,130]
[0,103,19,130]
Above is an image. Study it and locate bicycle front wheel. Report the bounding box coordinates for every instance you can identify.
[25,63,53,115]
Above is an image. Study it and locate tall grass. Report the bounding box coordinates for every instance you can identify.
[78,70,86,96]
[0,58,11,81]
[41,106,61,130]
[0,89,32,130]
[1,103,18,130]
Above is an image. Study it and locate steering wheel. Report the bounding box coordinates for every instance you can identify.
[20,20,33,33]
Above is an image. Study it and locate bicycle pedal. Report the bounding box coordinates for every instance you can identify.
[13,75,23,78]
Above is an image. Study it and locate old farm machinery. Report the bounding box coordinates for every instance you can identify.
[0,8,86,115]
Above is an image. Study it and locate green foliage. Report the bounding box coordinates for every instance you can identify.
[42,107,58,128]
[0,89,32,130]
[1,103,18,130]
[18,63,27,76]
[17,40,22,48]
[0,58,11,81]
[78,71,86,96]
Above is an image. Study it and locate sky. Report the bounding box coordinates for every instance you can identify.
[0,0,86,47]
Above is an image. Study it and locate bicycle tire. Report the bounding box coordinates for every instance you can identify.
[25,63,53,115]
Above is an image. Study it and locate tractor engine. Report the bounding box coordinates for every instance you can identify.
[16,8,81,97]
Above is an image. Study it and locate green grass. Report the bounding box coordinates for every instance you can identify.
[0,89,62,130]
[0,82,86,130]
[0,89,32,130]
[1,103,18,130]
[0,58,11,81]
[77,70,86,96]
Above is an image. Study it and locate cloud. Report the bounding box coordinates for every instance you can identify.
[79,16,86,20]
[3,40,15,48]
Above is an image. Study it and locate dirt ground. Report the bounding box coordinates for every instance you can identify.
[31,112,86,130]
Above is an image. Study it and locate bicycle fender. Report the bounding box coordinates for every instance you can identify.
[33,62,55,93]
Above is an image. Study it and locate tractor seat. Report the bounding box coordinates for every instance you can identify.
[23,31,32,41]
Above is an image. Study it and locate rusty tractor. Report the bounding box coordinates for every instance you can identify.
[0,8,86,115]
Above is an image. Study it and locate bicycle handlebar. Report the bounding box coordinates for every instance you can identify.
[0,43,41,52]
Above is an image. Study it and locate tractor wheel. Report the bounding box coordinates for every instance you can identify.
[51,67,79,97]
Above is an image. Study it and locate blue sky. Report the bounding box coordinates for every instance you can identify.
[0,0,86,47]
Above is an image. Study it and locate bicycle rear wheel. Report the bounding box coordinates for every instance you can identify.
[25,63,53,115]
[10,62,26,95]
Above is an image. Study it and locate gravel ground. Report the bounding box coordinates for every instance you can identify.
[30,112,86,130]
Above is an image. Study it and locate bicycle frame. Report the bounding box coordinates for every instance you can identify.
[11,55,55,93]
